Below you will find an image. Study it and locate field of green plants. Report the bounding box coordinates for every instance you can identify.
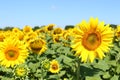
[0,17,120,80]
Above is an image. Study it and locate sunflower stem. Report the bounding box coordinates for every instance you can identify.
[41,67,44,80]
[76,58,80,80]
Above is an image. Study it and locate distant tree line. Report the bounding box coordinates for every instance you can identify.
[0,24,118,31]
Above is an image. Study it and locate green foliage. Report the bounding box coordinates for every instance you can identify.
[3,26,14,31]
[32,26,40,31]
[64,25,74,30]
[0,25,120,80]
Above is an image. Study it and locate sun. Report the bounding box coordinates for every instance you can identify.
[0,37,29,67]
[71,17,114,62]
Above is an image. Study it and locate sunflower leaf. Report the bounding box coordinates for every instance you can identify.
[45,49,55,55]
[116,64,120,74]
[107,60,116,67]
[48,74,59,79]
[58,71,66,77]
[110,75,119,80]
[93,60,109,71]
[28,62,39,72]
[102,72,111,79]
[85,75,101,80]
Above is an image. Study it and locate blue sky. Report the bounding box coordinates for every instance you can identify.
[0,0,120,29]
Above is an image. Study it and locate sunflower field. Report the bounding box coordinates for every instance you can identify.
[0,17,120,80]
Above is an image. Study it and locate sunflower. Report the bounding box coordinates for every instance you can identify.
[115,25,120,39]
[52,28,63,36]
[12,27,21,33]
[45,24,55,32]
[23,25,33,34]
[0,37,29,67]
[0,31,5,42]
[23,32,38,45]
[71,17,114,62]
[49,60,60,73]
[62,29,72,40]
[41,59,50,70]
[14,64,29,78]
[53,35,61,43]
[4,30,12,38]
[28,38,47,54]
[11,28,25,41]
[35,28,46,34]
[17,31,24,41]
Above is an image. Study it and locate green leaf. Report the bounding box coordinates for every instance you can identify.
[102,72,111,79]
[51,43,62,50]
[116,64,120,74]
[110,50,117,55]
[34,73,41,77]
[48,74,59,79]
[118,41,120,47]
[0,67,12,73]
[107,60,116,67]
[110,75,119,80]
[93,60,109,71]
[28,62,40,72]
[0,77,13,80]
[58,71,66,77]
[56,46,70,54]
[45,49,55,55]
[62,55,73,66]
[113,46,120,52]
[116,52,120,62]
[85,76,101,80]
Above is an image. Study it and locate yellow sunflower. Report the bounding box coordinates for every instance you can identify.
[35,28,46,34]
[23,25,33,34]
[28,38,47,54]
[62,29,72,40]
[49,60,60,73]
[115,25,120,39]
[71,17,114,62]
[16,68,26,76]
[11,28,25,41]
[0,31,5,42]
[12,27,21,33]
[52,28,63,36]
[45,24,55,32]
[0,37,29,67]
[53,35,61,43]
[4,30,12,38]
[17,31,24,41]
[14,64,29,77]
[23,32,38,45]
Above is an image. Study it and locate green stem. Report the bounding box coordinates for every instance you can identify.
[76,58,80,80]
[41,67,44,80]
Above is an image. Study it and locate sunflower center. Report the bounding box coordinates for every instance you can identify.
[5,47,19,61]
[52,64,58,70]
[8,51,15,57]
[82,31,101,50]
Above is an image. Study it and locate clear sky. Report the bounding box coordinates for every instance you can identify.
[0,0,120,29]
